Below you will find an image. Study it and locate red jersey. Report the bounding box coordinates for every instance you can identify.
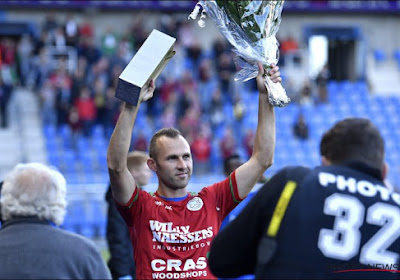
[116,171,242,279]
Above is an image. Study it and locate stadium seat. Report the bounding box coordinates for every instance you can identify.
[63,201,87,235]
[85,199,106,238]
[373,49,386,62]
[394,49,400,69]
[43,124,57,139]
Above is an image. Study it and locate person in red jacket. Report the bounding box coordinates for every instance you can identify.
[191,126,212,175]
[74,86,96,137]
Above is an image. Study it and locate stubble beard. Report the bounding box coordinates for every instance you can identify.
[160,172,191,191]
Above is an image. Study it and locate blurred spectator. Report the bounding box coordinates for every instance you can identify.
[279,34,299,67]
[101,26,119,57]
[117,37,133,65]
[104,86,121,138]
[223,153,243,178]
[30,47,53,91]
[39,80,57,126]
[280,34,299,55]
[128,17,148,52]
[52,26,66,51]
[0,74,13,128]
[178,21,196,49]
[93,77,107,128]
[0,162,111,279]
[186,40,203,69]
[298,79,314,106]
[191,125,212,175]
[243,129,255,159]
[293,112,309,140]
[79,19,94,38]
[16,34,33,87]
[87,57,110,91]
[74,86,96,137]
[63,14,79,47]
[233,95,245,122]
[109,41,131,80]
[216,52,236,101]
[160,76,178,105]
[176,70,197,118]
[161,104,177,128]
[50,63,72,126]
[209,88,224,130]
[70,57,88,102]
[198,59,218,109]
[179,106,200,143]
[212,36,230,58]
[315,63,330,103]
[33,30,51,56]
[220,127,237,160]
[132,131,148,152]
[41,13,58,38]
[78,37,101,67]
[67,106,82,150]
[0,37,16,71]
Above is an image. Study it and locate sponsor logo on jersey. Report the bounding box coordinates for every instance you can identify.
[151,257,208,279]
[155,200,173,210]
[149,220,213,244]
[318,172,400,206]
[187,197,203,211]
[152,241,211,252]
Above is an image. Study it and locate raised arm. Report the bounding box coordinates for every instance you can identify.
[235,63,280,198]
[107,81,155,204]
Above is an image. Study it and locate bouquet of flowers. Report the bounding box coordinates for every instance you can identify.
[189,0,290,107]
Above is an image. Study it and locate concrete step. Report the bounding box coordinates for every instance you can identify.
[0,87,46,180]
[366,57,400,95]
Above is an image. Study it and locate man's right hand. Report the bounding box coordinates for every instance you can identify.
[139,79,155,103]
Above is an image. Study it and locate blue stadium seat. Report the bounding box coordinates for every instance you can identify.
[373,49,386,62]
[62,201,88,235]
[77,136,90,153]
[43,124,57,138]
[394,49,400,69]
[394,49,400,60]
[339,80,354,94]
[354,81,369,96]
[327,81,339,95]
[48,153,60,167]
[88,199,107,238]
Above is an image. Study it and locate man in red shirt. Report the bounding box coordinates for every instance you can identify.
[107,62,281,279]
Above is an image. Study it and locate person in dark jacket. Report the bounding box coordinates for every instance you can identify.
[209,118,400,279]
[0,162,111,279]
[105,150,152,279]
[0,75,13,128]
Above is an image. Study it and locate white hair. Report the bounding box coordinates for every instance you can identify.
[0,162,67,225]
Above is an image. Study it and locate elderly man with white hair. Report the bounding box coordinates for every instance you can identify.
[0,162,111,279]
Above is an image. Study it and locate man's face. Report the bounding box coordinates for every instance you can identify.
[130,163,152,187]
[152,135,193,191]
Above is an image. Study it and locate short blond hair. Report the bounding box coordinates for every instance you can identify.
[127,151,149,169]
